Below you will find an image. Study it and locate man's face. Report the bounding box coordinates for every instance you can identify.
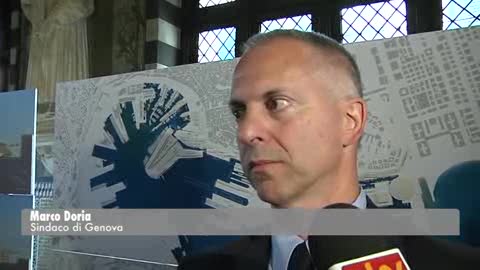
[230,38,351,207]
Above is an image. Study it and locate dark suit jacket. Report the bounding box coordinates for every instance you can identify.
[179,235,479,270]
[179,199,480,270]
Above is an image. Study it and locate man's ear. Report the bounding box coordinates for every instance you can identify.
[341,97,367,147]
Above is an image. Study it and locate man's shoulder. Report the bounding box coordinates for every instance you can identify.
[178,236,270,270]
[307,234,479,270]
[401,236,480,269]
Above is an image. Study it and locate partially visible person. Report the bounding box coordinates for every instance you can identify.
[179,29,479,270]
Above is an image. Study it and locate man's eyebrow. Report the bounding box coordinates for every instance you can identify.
[228,99,244,109]
[263,89,286,98]
[228,88,287,109]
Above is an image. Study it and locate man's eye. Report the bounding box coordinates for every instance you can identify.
[266,98,290,112]
[231,108,244,120]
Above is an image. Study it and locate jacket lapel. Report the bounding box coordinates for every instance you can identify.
[219,235,271,270]
[246,236,272,269]
[241,198,376,269]
[366,194,377,208]
[214,196,376,269]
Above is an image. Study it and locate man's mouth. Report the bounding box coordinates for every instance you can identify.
[249,160,280,170]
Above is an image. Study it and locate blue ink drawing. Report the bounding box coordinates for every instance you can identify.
[90,82,250,259]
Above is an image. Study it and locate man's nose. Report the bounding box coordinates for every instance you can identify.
[237,111,268,146]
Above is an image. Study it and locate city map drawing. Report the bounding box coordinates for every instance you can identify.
[50,27,479,269]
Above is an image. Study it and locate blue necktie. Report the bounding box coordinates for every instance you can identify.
[287,241,314,270]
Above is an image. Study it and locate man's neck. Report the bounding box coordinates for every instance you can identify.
[281,153,362,208]
[274,181,361,209]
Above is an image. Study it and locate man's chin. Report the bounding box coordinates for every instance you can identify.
[250,173,289,205]
[255,187,288,207]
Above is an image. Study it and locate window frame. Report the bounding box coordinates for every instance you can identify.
[181,0,444,65]
[442,0,480,30]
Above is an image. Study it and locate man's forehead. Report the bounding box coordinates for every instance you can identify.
[231,64,355,105]
[230,36,357,99]
[233,37,352,80]
[236,37,316,68]
[232,39,318,85]
[231,60,309,100]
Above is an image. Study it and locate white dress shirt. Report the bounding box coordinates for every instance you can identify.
[269,189,367,270]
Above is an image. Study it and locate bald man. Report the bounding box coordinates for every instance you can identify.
[229,30,366,210]
[179,30,479,270]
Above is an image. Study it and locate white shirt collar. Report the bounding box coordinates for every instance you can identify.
[270,188,367,270]
[353,187,367,209]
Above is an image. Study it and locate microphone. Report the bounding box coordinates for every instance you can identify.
[326,248,410,270]
[308,203,410,270]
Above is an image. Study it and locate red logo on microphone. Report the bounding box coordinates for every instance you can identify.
[329,249,410,270]
[342,253,407,270]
